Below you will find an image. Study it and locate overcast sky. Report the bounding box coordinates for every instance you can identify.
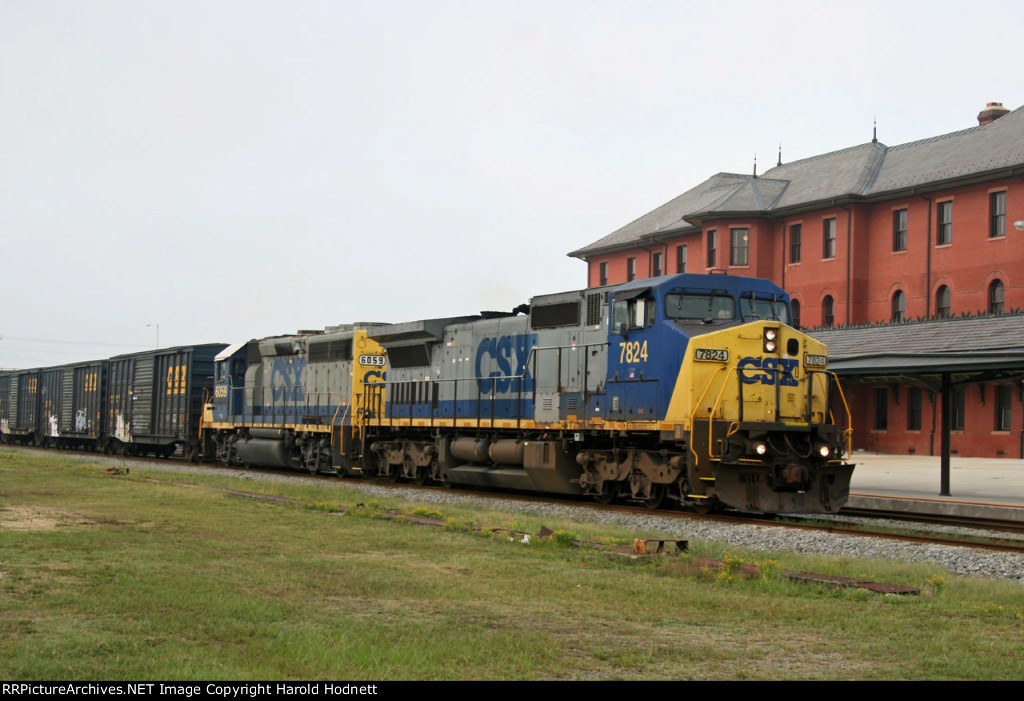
[2,0,1022,368]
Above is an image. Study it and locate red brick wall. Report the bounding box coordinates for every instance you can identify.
[845,382,1023,459]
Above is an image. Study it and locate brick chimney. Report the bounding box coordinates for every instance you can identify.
[978,101,1010,126]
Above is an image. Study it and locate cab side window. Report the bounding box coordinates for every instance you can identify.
[613,297,655,334]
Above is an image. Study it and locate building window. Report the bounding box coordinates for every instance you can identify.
[627,257,636,282]
[936,285,951,318]
[893,209,907,252]
[676,245,687,273]
[990,191,1006,238]
[874,387,888,430]
[892,290,906,322]
[823,218,836,258]
[599,262,608,286]
[706,230,717,268]
[730,228,749,266]
[907,387,922,431]
[789,224,802,263]
[937,201,952,245]
[822,295,834,328]
[952,387,965,430]
[791,299,801,328]
[989,279,1005,314]
[996,384,1013,431]
[653,252,663,277]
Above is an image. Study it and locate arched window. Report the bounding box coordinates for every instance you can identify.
[822,295,834,328]
[989,279,1005,314]
[936,285,951,318]
[791,299,801,328]
[892,290,906,322]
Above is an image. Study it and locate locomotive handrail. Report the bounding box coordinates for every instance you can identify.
[704,367,744,463]
[689,365,729,465]
[227,384,344,429]
[693,363,849,465]
[329,392,349,449]
[367,341,608,427]
[815,371,853,458]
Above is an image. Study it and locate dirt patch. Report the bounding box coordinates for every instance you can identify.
[0,506,93,531]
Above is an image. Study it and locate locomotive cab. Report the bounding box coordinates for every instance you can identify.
[211,342,251,422]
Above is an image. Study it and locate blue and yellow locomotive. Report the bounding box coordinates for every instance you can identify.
[204,273,853,514]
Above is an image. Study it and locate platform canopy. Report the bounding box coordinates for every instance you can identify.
[808,313,1024,496]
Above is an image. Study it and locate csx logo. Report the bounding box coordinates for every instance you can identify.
[738,356,799,386]
[475,333,535,394]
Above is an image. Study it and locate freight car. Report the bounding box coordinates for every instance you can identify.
[102,344,225,458]
[0,344,225,459]
[204,273,853,514]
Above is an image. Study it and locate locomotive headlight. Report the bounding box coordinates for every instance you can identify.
[754,442,767,455]
[762,328,778,353]
[818,445,831,458]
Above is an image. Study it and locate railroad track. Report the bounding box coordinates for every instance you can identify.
[11,445,1024,555]
[838,505,1024,536]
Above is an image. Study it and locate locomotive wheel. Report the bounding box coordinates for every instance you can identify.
[595,482,618,505]
[439,465,454,489]
[402,457,418,484]
[413,465,429,486]
[375,453,389,478]
[692,500,721,515]
[643,484,667,510]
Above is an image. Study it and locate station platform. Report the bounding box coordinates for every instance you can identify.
[845,451,1024,522]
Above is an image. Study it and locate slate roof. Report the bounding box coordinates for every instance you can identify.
[808,313,1024,358]
[570,105,1024,257]
[806,314,1024,377]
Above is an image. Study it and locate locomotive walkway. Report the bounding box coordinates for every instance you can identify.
[848,451,1024,521]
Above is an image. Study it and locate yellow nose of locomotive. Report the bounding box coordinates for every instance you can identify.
[666,320,831,427]
[662,320,851,513]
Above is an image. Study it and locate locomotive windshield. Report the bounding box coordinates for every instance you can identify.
[664,291,735,321]
[739,292,790,323]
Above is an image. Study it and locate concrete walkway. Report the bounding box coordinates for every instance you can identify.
[848,451,1024,509]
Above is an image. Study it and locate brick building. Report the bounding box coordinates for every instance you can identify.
[569,102,1024,458]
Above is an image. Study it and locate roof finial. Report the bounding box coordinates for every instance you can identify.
[753,153,758,178]
[872,117,877,144]
[777,142,782,167]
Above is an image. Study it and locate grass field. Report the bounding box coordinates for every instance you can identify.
[1,448,1022,680]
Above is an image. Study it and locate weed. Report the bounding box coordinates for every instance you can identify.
[444,517,473,532]
[546,530,577,548]
[411,507,445,521]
